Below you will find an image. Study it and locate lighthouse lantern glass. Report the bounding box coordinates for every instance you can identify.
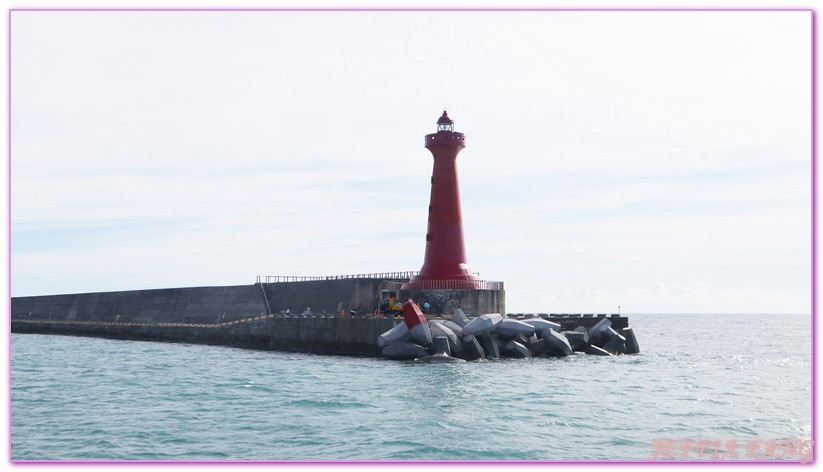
[438,121,454,132]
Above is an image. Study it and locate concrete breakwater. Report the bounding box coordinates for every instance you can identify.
[10,281,402,355]
[12,312,633,357]
[10,280,408,325]
[11,279,632,357]
[12,315,398,356]
[10,277,504,323]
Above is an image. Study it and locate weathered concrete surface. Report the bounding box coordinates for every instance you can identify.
[12,317,274,350]
[478,334,500,359]
[10,279,424,355]
[462,313,503,337]
[504,315,628,332]
[451,308,470,327]
[522,318,561,332]
[11,284,635,359]
[13,315,400,357]
[462,334,485,359]
[383,342,428,360]
[493,319,535,339]
[378,321,410,347]
[11,279,409,326]
[585,345,613,356]
[11,285,269,325]
[429,322,462,356]
[265,279,407,315]
[542,329,574,356]
[562,330,588,351]
[504,340,530,358]
[602,335,627,355]
[268,315,398,356]
[431,336,451,356]
[430,319,464,337]
[399,288,505,316]
[622,327,641,354]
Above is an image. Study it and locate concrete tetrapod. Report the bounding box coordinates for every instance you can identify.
[377,321,411,347]
[382,342,428,360]
[451,308,471,327]
[504,340,531,358]
[478,333,501,359]
[527,338,548,356]
[430,322,463,356]
[587,318,612,346]
[621,327,640,354]
[541,328,574,356]
[493,319,536,339]
[417,336,466,363]
[403,300,432,346]
[463,313,503,337]
[431,319,464,337]
[377,309,639,360]
[520,333,539,349]
[602,329,627,355]
[461,334,485,360]
[585,345,613,356]
[521,318,561,332]
[410,323,432,346]
[562,330,588,351]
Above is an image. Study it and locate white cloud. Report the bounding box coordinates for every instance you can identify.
[10,10,812,313]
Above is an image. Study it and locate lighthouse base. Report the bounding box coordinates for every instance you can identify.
[399,287,505,316]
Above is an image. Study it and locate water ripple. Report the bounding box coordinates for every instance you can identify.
[11,313,812,461]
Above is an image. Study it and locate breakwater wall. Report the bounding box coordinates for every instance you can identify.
[9,279,429,355]
[399,287,505,317]
[11,315,398,356]
[10,279,409,325]
[12,311,629,357]
[11,285,269,325]
[12,280,619,357]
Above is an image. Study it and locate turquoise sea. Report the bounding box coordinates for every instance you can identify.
[10,313,813,462]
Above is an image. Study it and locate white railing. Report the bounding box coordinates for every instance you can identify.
[256,272,419,284]
[401,279,504,291]
[255,272,500,290]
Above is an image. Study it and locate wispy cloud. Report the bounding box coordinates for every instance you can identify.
[10,10,812,313]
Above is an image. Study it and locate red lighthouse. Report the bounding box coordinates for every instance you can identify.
[405,111,478,289]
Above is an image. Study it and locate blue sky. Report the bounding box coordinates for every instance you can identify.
[9,8,812,313]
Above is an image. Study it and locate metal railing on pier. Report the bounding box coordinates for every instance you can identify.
[401,279,504,291]
[256,271,420,284]
[255,272,499,290]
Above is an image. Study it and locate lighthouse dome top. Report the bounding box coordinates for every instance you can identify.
[436,110,454,132]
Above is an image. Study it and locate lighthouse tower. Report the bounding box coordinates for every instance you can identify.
[405,111,478,290]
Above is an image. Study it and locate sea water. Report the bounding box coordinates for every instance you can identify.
[10,313,812,461]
